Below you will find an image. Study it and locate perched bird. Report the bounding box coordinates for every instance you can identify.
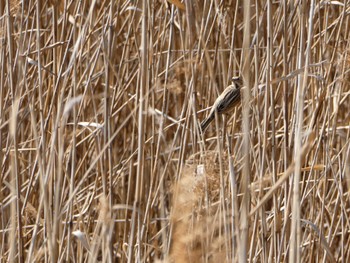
[200,76,242,132]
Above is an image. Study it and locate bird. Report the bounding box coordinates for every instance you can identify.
[200,76,242,132]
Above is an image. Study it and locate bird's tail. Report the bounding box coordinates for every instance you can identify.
[200,114,214,132]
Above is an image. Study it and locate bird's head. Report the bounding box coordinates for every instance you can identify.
[231,76,243,88]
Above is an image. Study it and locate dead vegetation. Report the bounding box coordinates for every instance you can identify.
[1,0,350,262]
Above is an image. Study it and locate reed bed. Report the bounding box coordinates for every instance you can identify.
[1,0,350,262]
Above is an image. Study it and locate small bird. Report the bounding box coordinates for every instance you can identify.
[200,76,242,132]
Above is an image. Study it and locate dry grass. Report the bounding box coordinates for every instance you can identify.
[1,0,350,262]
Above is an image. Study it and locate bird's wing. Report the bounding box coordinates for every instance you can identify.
[216,86,241,114]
